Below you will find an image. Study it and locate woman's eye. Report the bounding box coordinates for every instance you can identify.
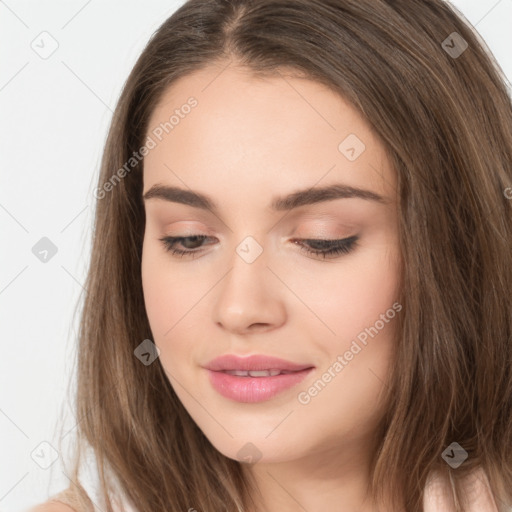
[292,235,359,259]
[159,235,213,258]
[158,234,359,259]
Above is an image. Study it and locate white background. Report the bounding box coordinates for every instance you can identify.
[1,1,511,510]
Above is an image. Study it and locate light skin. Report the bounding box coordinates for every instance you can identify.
[141,61,403,512]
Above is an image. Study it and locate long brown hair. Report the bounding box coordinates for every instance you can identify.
[56,1,512,510]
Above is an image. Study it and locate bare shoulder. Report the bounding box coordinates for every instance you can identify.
[27,501,77,512]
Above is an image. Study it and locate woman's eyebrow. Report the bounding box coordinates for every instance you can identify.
[142,183,388,214]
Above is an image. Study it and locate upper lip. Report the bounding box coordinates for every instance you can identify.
[204,354,314,372]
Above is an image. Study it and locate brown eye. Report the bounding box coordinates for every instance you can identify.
[159,235,212,257]
[292,235,359,259]
[158,234,359,260]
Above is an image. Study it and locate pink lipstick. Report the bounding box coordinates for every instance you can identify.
[204,354,314,403]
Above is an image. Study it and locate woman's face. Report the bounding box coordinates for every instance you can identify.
[141,62,401,466]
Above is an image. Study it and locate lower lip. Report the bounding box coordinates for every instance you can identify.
[206,368,314,403]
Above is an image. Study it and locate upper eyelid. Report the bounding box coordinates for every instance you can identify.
[162,233,353,239]
[161,234,357,245]
[160,235,359,261]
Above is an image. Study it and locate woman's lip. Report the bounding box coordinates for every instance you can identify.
[205,353,313,372]
[206,367,314,403]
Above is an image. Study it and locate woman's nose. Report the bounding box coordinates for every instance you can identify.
[212,239,286,335]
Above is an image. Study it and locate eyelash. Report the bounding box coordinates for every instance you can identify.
[158,235,359,260]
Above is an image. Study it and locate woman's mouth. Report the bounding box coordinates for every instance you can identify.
[204,354,315,402]
[223,369,296,377]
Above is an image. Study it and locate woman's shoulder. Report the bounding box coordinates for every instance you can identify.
[26,473,136,512]
[423,466,502,512]
[27,486,87,512]
[27,501,77,512]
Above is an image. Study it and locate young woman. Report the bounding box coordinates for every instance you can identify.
[32,0,512,511]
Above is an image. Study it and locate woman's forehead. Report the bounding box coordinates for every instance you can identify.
[143,64,397,205]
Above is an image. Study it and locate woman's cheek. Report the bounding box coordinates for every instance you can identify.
[292,242,399,338]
